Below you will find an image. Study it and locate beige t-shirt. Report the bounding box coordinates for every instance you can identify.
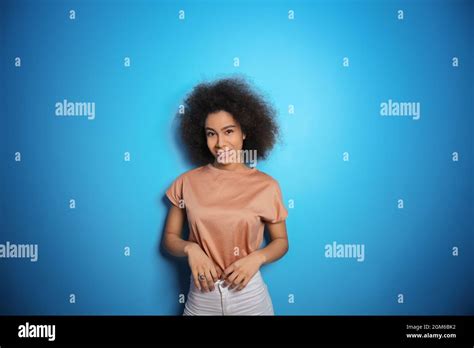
[165,163,288,272]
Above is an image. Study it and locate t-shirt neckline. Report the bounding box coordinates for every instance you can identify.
[206,163,257,174]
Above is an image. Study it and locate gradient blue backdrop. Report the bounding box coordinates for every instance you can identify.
[1,0,473,315]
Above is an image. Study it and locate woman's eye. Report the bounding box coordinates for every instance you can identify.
[206,132,214,137]
[225,130,234,135]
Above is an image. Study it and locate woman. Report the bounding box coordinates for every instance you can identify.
[163,77,289,315]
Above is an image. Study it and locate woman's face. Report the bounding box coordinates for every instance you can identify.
[205,110,246,165]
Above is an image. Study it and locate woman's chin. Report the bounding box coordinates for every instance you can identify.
[215,160,232,166]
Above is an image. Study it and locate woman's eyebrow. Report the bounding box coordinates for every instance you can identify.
[205,125,236,131]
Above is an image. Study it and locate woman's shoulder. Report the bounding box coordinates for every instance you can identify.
[171,164,208,181]
[252,167,282,186]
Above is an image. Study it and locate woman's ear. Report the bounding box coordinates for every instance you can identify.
[243,133,246,140]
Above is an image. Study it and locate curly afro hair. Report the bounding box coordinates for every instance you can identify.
[178,76,280,166]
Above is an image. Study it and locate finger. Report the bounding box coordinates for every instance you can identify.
[209,266,218,283]
[198,270,209,292]
[223,269,235,282]
[192,270,201,290]
[237,279,250,291]
[229,274,245,290]
[217,267,224,280]
[223,271,238,287]
[205,269,215,291]
[223,265,234,278]
[216,267,223,280]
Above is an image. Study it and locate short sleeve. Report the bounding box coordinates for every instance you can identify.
[165,175,184,208]
[260,180,288,224]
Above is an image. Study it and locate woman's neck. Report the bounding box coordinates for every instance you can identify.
[211,161,250,172]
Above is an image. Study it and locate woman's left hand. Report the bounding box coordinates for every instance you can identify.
[222,252,264,291]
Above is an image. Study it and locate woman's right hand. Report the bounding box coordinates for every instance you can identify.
[185,243,221,292]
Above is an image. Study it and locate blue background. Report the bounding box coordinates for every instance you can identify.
[1,0,473,315]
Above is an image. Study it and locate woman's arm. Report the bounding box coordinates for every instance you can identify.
[162,205,221,291]
[162,205,197,257]
[253,220,289,265]
[222,220,289,290]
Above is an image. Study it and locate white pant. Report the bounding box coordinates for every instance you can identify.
[183,271,274,315]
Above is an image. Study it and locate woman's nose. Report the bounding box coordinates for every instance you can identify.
[216,136,227,148]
